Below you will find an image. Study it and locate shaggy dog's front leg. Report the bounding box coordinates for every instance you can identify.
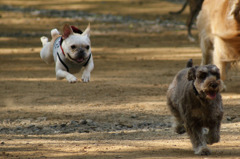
[206,122,221,145]
[186,122,211,155]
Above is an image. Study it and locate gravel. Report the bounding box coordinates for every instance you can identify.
[0,4,181,24]
[0,3,187,37]
[0,117,171,135]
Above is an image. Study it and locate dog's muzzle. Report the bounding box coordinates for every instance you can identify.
[205,81,220,100]
[67,49,87,63]
[209,81,219,89]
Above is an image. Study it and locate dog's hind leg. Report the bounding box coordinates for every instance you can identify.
[169,0,188,15]
[40,36,48,46]
[187,0,203,42]
[212,49,228,81]
[212,37,230,80]
[39,29,59,65]
[187,14,196,42]
[40,38,54,64]
[200,36,213,65]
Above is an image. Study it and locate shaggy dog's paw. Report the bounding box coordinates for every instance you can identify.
[195,146,211,156]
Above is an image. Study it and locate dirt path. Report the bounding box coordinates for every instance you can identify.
[0,0,240,158]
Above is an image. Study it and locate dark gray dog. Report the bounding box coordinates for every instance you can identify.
[169,0,204,41]
[167,59,224,155]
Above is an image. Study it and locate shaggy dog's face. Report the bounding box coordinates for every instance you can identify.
[188,65,223,100]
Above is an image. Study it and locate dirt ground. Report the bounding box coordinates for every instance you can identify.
[0,0,240,158]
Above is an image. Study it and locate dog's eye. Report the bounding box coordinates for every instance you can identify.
[212,72,220,79]
[85,45,90,50]
[71,45,76,49]
[199,72,207,79]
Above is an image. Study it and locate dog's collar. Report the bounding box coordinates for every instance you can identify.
[59,37,65,56]
[83,53,92,67]
[54,37,69,72]
[57,52,69,72]
[192,81,199,96]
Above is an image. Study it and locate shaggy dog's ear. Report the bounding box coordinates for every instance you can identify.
[188,67,197,81]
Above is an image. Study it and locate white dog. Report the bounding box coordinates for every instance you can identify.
[40,24,94,83]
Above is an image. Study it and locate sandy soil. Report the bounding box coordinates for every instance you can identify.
[0,0,240,158]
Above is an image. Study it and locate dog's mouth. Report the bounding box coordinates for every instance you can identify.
[67,53,85,63]
[75,57,84,63]
[205,91,218,100]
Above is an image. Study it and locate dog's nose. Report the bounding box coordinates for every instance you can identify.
[209,82,218,89]
[79,48,85,54]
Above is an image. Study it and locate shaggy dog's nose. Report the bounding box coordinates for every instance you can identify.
[209,82,218,89]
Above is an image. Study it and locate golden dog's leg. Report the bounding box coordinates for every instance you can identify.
[200,37,213,65]
[213,48,227,81]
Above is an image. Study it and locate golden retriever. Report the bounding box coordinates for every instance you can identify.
[197,0,240,80]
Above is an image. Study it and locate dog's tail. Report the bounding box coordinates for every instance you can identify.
[186,59,193,68]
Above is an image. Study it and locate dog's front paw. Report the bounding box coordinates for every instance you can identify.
[82,72,90,83]
[194,146,211,156]
[66,74,78,83]
[207,135,220,145]
[188,35,196,42]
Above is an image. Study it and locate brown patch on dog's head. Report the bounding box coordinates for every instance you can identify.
[71,26,82,34]
[62,24,74,40]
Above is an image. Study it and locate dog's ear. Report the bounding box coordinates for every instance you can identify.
[71,26,83,34]
[62,24,73,40]
[230,1,240,22]
[186,59,193,68]
[82,23,90,38]
[188,67,197,81]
